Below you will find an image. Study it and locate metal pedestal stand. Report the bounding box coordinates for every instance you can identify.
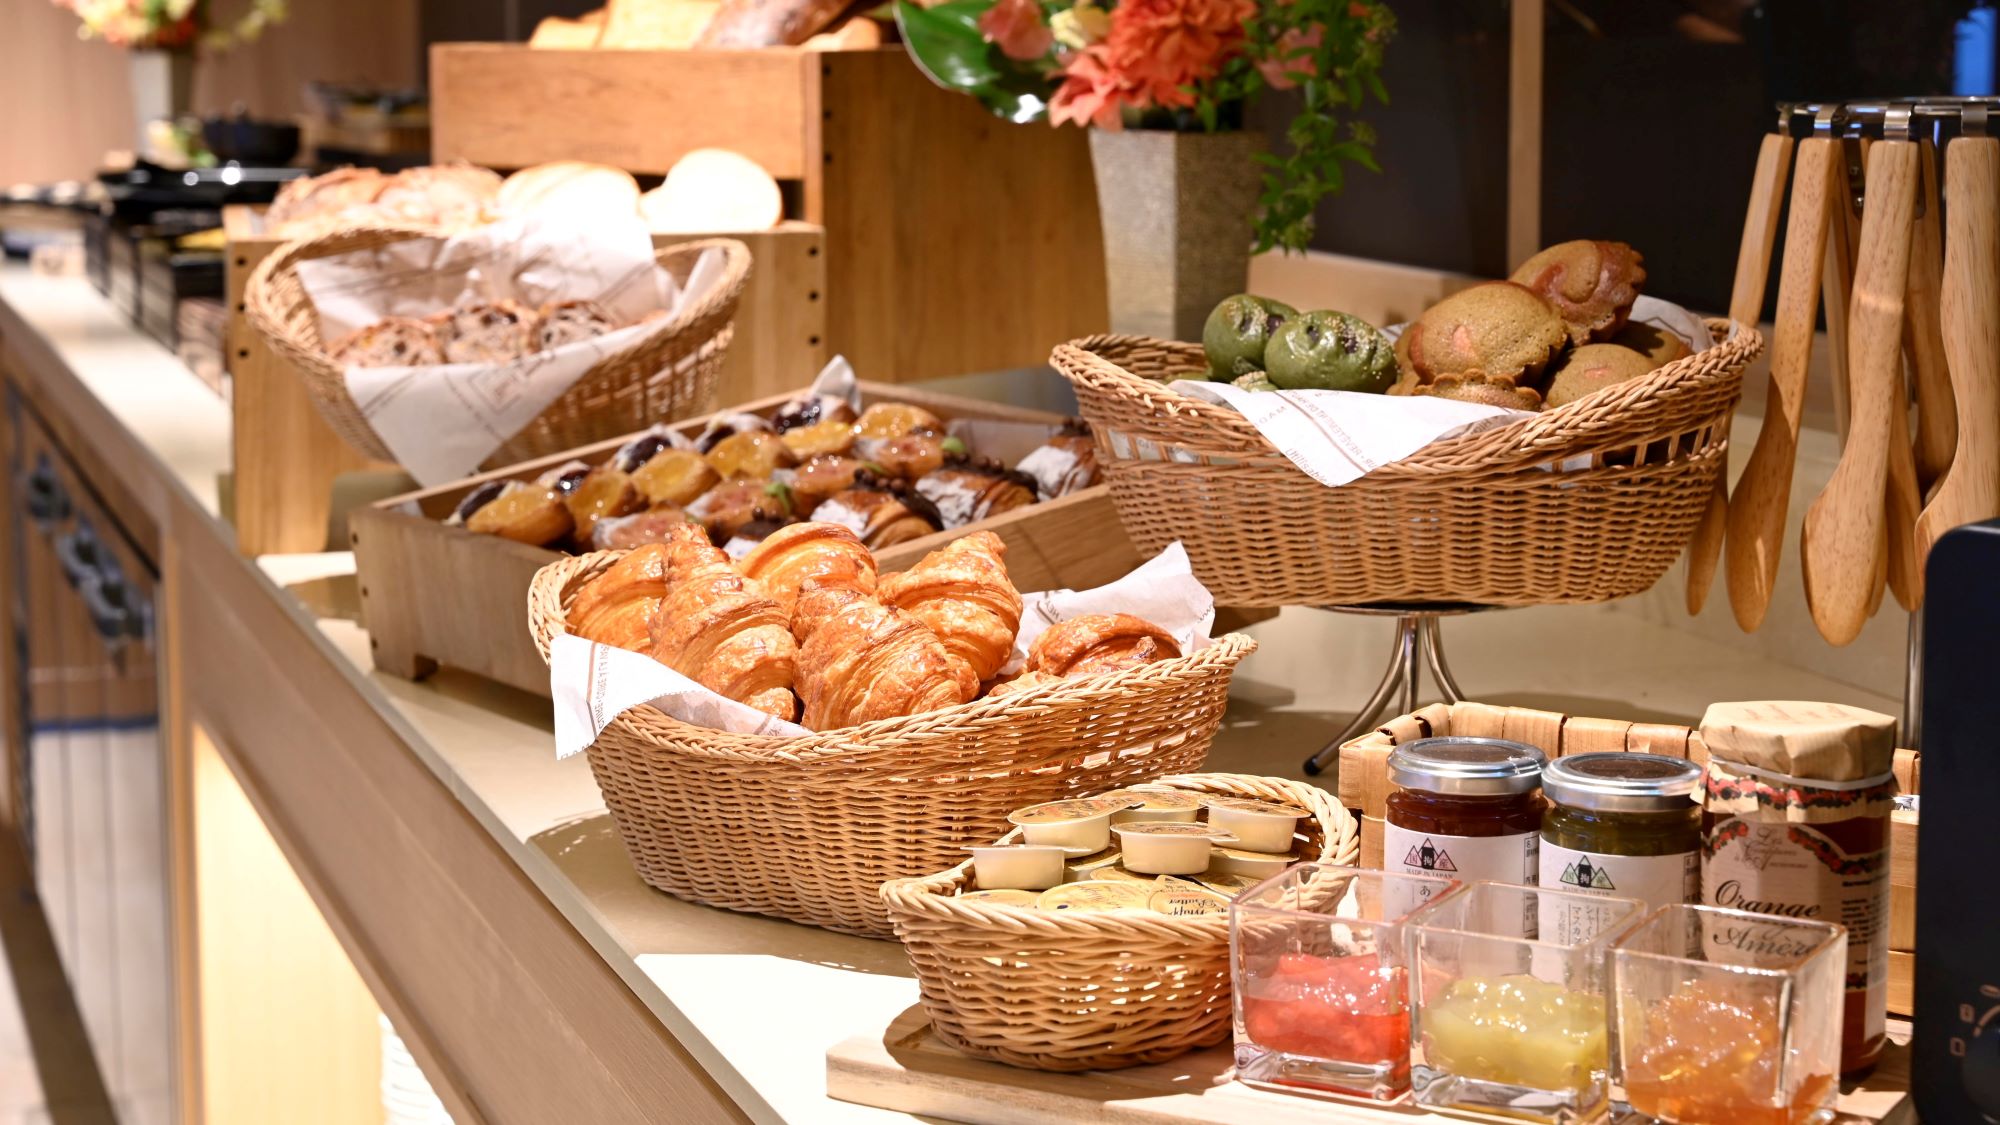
[1301,603,1496,776]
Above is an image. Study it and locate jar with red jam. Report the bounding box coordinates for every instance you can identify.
[1383,737,1547,916]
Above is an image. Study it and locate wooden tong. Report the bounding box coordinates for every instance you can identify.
[1917,136,2000,562]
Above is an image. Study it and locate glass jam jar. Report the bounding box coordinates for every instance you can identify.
[1383,737,1546,914]
[1538,752,1702,943]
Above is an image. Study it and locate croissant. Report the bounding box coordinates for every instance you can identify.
[1026,613,1181,679]
[877,531,1021,683]
[647,524,798,720]
[793,581,977,729]
[984,670,1053,699]
[736,521,878,619]
[568,544,669,652]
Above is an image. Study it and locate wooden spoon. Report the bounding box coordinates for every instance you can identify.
[1916,136,2000,563]
[1904,140,1955,492]
[1688,131,1793,615]
[1884,360,1924,610]
[1726,137,1834,632]
[1801,139,1917,646]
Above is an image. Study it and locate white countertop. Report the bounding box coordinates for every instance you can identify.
[2,264,1904,1124]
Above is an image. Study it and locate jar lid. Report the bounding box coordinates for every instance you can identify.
[1543,752,1702,812]
[1388,736,1547,795]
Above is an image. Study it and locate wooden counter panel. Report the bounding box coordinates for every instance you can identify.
[164,520,752,1125]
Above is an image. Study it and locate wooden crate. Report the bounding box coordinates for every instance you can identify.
[429,44,1109,383]
[223,206,827,555]
[1338,701,1919,1016]
[350,381,1136,697]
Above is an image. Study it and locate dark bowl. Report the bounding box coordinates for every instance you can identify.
[201,116,301,167]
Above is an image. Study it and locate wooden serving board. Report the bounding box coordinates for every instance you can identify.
[827,1007,1914,1124]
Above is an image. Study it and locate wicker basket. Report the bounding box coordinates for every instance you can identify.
[879,772,1358,1072]
[245,226,752,467]
[527,551,1259,938]
[1051,321,1762,607]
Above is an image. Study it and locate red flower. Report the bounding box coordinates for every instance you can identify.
[979,0,1055,62]
[1049,0,1253,125]
[1256,25,1321,90]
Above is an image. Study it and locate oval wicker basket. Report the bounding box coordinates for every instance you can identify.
[879,772,1358,1072]
[245,226,753,468]
[1051,321,1762,607]
[527,551,1259,938]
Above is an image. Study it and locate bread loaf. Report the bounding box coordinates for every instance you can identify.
[530,12,606,47]
[327,317,444,368]
[497,162,642,219]
[695,0,851,47]
[601,0,721,47]
[433,302,532,365]
[640,148,782,234]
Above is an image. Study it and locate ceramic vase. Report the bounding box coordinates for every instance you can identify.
[1087,128,1265,341]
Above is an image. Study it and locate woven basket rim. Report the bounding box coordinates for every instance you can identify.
[527,549,1259,759]
[879,772,1358,938]
[1050,317,1761,476]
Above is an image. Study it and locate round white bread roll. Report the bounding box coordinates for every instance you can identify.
[640,148,782,234]
[498,161,642,219]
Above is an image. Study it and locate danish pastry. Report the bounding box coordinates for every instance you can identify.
[853,402,943,441]
[779,418,856,459]
[915,464,1037,529]
[591,507,691,550]
[1026,613,1181,679]
[706,429,798,480]
[454,480,574,546]
[563,464,644,543]
[633,448,721,507]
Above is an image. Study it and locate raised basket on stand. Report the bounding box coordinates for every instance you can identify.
[1051,322,1762,607]
[879,773,1357,1072]
[245,227,752,468]
[526,552,1259,939]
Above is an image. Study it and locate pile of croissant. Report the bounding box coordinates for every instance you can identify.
[569,523,1185,729]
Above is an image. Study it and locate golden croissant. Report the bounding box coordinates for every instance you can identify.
[568,543,668,653]
[647,524,798,720]
[877,530,1021,683]
[1025,612,1181,679]
[736,521,878,621]
[793,579,977,729]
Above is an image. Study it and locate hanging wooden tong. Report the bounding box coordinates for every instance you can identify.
[1917,130,2000,561]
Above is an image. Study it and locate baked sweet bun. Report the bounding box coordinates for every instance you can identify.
[532,300,618,352]
[266,166,386,228]
[610,425,694,471]
[648,523,798,720]
[694,411,774,453]
[564,465,644,543]
[811,482,941,549]
[790,453,864,514]
[1542,343,1657,409]
[853,402,944,442]
[1417,371,1544,411]
[1509,240,1646,345]
[591,507,691,550]
[791,582,978,729]
[434,301,532,364]
[1015,424,1099,499]
[915,464,1037,529]
[803,13,882,49]
[696,0,851,47]
[772,394,857,433]
[453,480,574,546]
[874,433,950,481]
[1398,281,1568,387]
[370,163,502,229]
[497,162,643,219]
[706,429,797,480]
[327,317,444,368]
[569,543,668,652]
[632,447,721,507]
[1026,613,1181,678]
[781,418,857,459]
[641,148,783,235]
[737,521,878,619]
[877,531,1022,683]
[1610,320,1691,368]
[600,0,721,47]
[688,479,791,541]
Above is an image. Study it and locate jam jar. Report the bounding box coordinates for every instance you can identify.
[1537,752,1702,942]
[1383,737,1547,913]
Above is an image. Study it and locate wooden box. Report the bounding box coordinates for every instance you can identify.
[350,382,1137,697]
[223,206,827,555]
[429,44,1109,383]
[1337,702,1920,1016]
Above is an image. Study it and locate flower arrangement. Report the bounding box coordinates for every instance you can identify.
[52,0,288,51]
[897,0,1392,252]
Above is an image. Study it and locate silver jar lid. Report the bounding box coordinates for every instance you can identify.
[1388,737,1547,796]
[1542,752,1701,813]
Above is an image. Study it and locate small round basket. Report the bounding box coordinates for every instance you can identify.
[879,772,1358,1072]
[245,226,752,468]
[528,552,1259,939]
[1051,322,1762,607]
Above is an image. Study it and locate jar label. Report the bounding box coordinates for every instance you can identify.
[1538,842,1697,944]
[1381,823,1538,921]
[1703,817,1888,1043]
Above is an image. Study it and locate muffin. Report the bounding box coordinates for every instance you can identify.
[1509,240,1646,345]
[1398,282,1568,387]
[1610,320,1691,368]
[1417,371,1543,411]
[1542,343,1657,408]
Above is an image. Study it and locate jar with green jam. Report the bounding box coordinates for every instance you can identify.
[1538,752,1701,942]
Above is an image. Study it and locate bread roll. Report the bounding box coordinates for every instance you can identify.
[530,14,605,47]
[371,163,501,229]
[328,317,444,368]
[497,162,642,219]
[803,15,882,49]
[600,0,721,47]
[696,0,851,46]
[640,148,782,234]
[433,302,532,365]
[532,300,618,351]
[266,166,385,228]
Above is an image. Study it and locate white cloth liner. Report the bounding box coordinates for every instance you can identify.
[293,214,728,486]
[549,542,1216,758]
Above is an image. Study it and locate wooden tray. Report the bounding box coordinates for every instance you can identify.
[222,205,826,555]
[429,44,1108,383]
[350,381,1138,697]
[827,1006,1913,1124]
[1337,701,1920,1017]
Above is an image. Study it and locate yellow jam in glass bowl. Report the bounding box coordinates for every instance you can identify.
[1421,974,1607,1093]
